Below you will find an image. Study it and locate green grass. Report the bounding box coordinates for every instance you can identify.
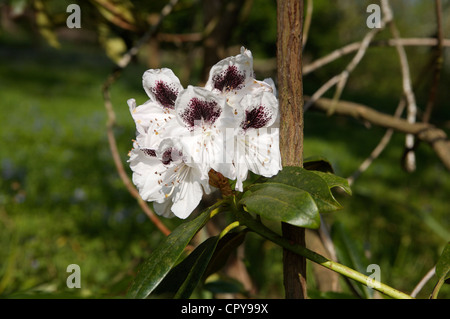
[0,40,174,298]
[0,37,449,299]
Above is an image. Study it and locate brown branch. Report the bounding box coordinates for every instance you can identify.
[103,73,171,237]
[423,0,444,124]
[101,0,180,237]
[277,0,307,299]
[308,97,450,171]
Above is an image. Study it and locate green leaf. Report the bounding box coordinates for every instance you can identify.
[239,166,350,228]
[310,170,352,196]
[152,237,216,298]
[240,182,320,229]
[154,230,247,298]
[126,206,217,299]
[204,230,248,279]
[331,222,373,299]
[431,242,450,298]
[436,242,450,282]
[173,237,220,299]
[269,167,344,212]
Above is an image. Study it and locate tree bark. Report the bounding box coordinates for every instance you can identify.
[277,0,307,299]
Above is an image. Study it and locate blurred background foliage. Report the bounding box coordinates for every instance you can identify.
[0,0,449,298]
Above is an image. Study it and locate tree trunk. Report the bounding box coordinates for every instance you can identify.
[277,0,307,299]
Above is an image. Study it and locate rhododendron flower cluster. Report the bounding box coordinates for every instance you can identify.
[128,47,281,219]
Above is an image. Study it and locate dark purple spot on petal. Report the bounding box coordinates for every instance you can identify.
[241,106,271,131]
[151,80,178,109]
[213,65,245,92]
[142,148,157,157]
[181,97,221,129]
[161,148,183,165]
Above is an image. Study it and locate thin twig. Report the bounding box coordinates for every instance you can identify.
[304,74,341,111]
[101,0,179,237]
[347,99,406,186]
[302,0,313,48]
[381,0,418,172]
[303,37,450,76]
[304,10,390,112]
[347,51,433,185]
[92,0,138,31]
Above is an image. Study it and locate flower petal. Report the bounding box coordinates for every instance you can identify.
[142,68,183,109]
[170,169,207,219]
[205,47,253,93]
[234,127,281,191]
[239,91,278,132]
[153,200,176,218]
[128,146,167,202]
[175,86,226,130]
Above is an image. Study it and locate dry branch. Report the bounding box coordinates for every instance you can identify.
[423,0,444,124]
[101,0,179,237]
[308,97,450,171]
[381,0,418,172]
[304,7,392,112]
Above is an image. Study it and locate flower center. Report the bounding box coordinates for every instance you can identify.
[161,147,183,165]
[241,106,271,131]
[181,97,222,129]
[151,80,178,109]
[213,65,245,92]
[142,148,156,157]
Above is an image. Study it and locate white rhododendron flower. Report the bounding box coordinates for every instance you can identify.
[128,68,185,149]
[128,138,210,219]
[128,47,281,219]
[175,85,236,180]
[233,91,281,191]
[205,47,275,118]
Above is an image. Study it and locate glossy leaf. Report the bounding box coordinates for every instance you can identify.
[173,237,220,298]
[436,242,450,282]
[152,236,218,298]
[310,170,352,196]
[126,207,215,299]
[240,182,320,229]
[269,166,344,212]
[154,230,247,298]
[204,230,248,279]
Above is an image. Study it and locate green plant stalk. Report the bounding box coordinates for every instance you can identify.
[236,208,413,299]
[430,277,445,299]
[219,221,241,240]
